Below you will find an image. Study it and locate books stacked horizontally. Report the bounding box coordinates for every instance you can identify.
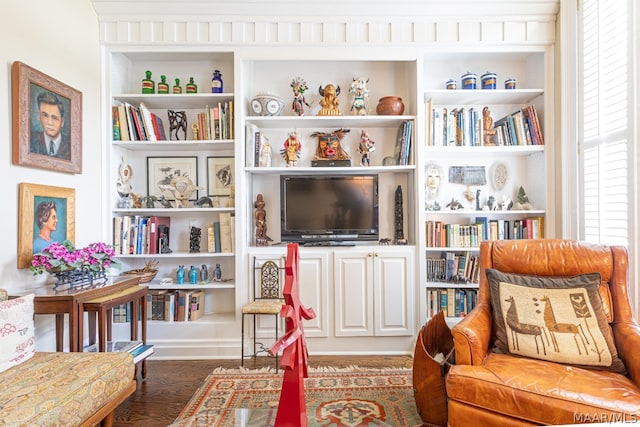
[84,340,154,364]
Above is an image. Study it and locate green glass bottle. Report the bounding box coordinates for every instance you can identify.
[142,70,155,94]
[186,77,198,94]
[157,75,169,94]
[172,78,182,94]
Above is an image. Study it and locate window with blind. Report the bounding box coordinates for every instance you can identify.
[580,0,629,246]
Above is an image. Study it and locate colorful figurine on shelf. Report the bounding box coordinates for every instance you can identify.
[176,265,185,284]
[317,83,341,116]
[186,77,198,94]
[358,130,375,166]
[291,77,311,116]
[282,132,302,167]
[189,226,201,253]
[172,78,182,94]
[211,70,223,93]
[157,75,169,94]
[311,128,351,160]
[350,76,370,115]
[167,109,187,140]
[142,70,155,94]
[116,156,133,208]
[200,264,209,282]
[189,265,198,284]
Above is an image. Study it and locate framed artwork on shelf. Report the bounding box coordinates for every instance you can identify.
[207,156,234,197]
[147,156,199,201]
[11,61,82,174]
[18,183,76,269]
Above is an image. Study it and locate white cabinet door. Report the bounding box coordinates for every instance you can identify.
[248,248,328,340]
[373,248,415,336]
[334,250,374,337]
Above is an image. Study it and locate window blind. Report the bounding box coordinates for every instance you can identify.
[580,0,629,246]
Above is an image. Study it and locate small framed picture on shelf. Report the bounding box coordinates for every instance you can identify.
[11,61,83,174]
[18,183,76,269]
[207,156,234,197]
[147,156,199,201]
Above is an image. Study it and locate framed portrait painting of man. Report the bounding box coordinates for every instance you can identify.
[18,183,76,269]
[12,61,82,174]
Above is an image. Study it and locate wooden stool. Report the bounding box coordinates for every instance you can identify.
[80,285,149,378]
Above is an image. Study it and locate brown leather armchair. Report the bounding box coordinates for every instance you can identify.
[446,239,640,426]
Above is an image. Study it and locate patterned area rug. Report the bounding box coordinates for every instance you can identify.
[170,366,423,427]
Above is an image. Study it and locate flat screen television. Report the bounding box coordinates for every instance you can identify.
[280,174,379,243]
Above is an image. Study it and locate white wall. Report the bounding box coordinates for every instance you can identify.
[1,0,102,350]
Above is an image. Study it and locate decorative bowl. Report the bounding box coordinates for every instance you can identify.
[250,93,285,116]
[376,96,405,115]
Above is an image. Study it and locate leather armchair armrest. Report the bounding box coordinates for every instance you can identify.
[613,322,640,387]
[451,302,492,366]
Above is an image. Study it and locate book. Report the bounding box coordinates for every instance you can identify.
[138,102,157,141]
[219,212,233,253]
[189,290,205,321]
[213,221,221,253]
[84,340,142,353]
[129,343,154,364]
[112,106,121,141]
[148,216,171,254]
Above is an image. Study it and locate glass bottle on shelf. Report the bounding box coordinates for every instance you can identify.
[176,265,185,284]
[186,77,198,94]
[189,265,198,284]
[211,70,223,93]
[157,75,169,94]
[173,78,182,94]
[142,70,155,94]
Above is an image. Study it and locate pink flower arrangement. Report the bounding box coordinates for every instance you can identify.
[30,240,120,275]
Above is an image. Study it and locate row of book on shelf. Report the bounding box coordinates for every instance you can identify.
[426,251,480,284]
[426,216,544,248]
[84,340,154,364]
[429,103,544,147]
[394,120,413,166]
[112,100,234,142]
[145,289,205,322]
[112,213,235,255]
[427,288,478,319]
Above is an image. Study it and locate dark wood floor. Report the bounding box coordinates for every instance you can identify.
[114,355,413,426]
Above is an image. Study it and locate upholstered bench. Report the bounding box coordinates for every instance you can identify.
[0,292,136,427]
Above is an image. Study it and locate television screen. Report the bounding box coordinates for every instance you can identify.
[280,174,379,243]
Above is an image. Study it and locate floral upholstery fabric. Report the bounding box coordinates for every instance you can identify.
[0,351,134,426]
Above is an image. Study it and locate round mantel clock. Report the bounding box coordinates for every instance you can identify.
[250,93,285,116]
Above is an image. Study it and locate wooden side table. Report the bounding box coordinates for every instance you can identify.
[80,285,149,378]
[12,276,140,352]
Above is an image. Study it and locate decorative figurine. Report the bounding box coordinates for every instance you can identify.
[195,196,213,208]
[358,130,375,166]
[311,128,351,161]
[317,83,341,116]
[475,189,482,211]
[350,76,370,115]
[260,135,272,167]
[446,198,464,210]
[176,265,185,284]
[168,110,187,140]
[282,132,302,167]
[141,195,157,208]
[211,70,223,93]
[186,77,197,94]
[142,70,155,94]
[116,156,133,208]
[515,186,533,210]
[159,227,172,253]
[394,185,407,245]
[254,193,272,246]
[214,264,222,281]
[189,226,201,253]
[251,93,285,116]
[130,192,143,209]
[157,75,169,94]
[291,77,311,116]
[189,265,198,284]
[172,78,182,94]
[158,174,203,208]
[200,264,209,282]
[482,106,497,146]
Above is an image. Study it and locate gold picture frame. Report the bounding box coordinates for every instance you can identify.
[12,61,82,174]
[18,183,76,269]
